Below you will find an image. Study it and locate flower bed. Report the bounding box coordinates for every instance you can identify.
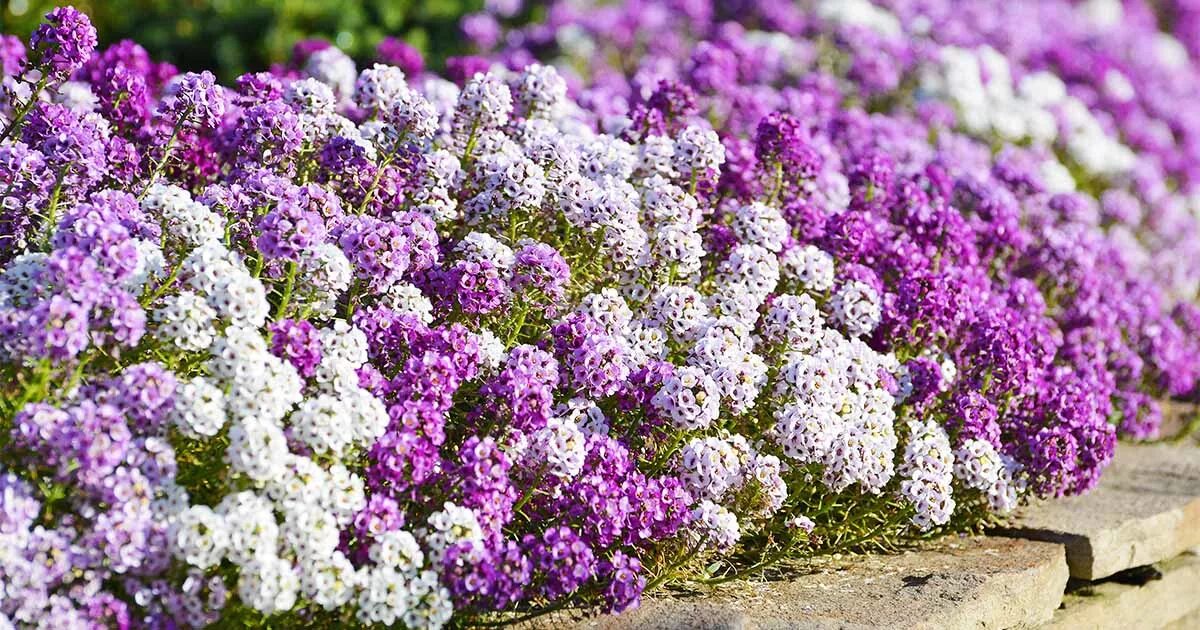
[1,2,1198,628]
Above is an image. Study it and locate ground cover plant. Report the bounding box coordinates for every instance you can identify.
[2,2,1199,627]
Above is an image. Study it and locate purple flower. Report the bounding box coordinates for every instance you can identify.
[0,34,27,76]
[27,6,97,81]
[510,241,570,308]
[525,525,597,600]
[0,141,53,256]
[376,37,425,75]
[480,344,559,431]
[255,200,327,262]
[97,362,177,434]
[600,551,645,614]
[446,56,493,86]
[269,319,323,378]
[335,215,412,293]
[21,102,109,195]
[158,71,227,129]
[755,111,822,182]
[443,539,531,611]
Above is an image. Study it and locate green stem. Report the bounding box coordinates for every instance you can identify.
[505,303,530,347]
[0,76,49,144]
[644,544,701,592]
[507,210,520,245]
[274,261,299,319]
[650,430,689,473]
[357,149,396,214]
[250,251,264,278]
[141,261,182,307]
[342,280,361,320]
[461,120,481,168]
[766,161,784,206]
[511,476,541,513]
[39,174,65,251]
[701,535,802,585]
[139,115,189,200]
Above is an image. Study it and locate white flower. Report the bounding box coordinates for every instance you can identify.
[781,245,836,293]
[369,530,425,573]
[403,570,454,630]
[326,464,368,525]
[238,554,300,614]
[677,436,745,501]
[217,491,279,565]
[690,500,740,552]
[454,72,512,134]
[303,551,360,610]
[774,401,839,465]
[528,417,587,480]
[422,502,483,565]
[355,63,410,113]
[830,280,881,337]
[209,271,270,329]
[513,63,567,119]
[578,288,634,333]
[170,505,229,569]
[301,243,353,317]
[281,502,341,561]
[357,567,412,626]
[382,283,434,323]
[289,395,355,455]
[899,419,955,531]
[953,439,1002,493]
[125,238,166,292]
[652,366,721,430]
[455,231,515,271]
[169,376,226,438]
[181,241,243,296]
[285,77,337,116]
[672,125,725,179]
[732,202,789,253]
[343,387,390,447]
[475,328,507,373]
[143,184,223,247]
[153,291,217,352]
[647,285,712,342]
[226,418,290,484]
[305,47,357,99]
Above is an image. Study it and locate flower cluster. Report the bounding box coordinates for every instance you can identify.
[1,2,1198,627]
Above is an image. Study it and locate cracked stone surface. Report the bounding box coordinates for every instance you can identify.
[534,536,1068,630]
[999,443,1200,580]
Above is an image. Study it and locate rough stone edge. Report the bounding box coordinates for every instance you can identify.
[994,443,1200,580]
[1044,551,1200,630]
[927,541,1068,630]
[992,527,1096,579]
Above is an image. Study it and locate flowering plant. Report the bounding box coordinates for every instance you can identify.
[0,3,1196,628]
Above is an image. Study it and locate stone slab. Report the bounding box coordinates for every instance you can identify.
[1045,551,1200,630]
[533,536,1067,630]
[999,443,1200,580]
[1166,606,1200,630]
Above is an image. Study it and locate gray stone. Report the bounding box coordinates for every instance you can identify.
[531,537,1068,630]
[999,443,1200,580]
[1045,551,1200,630]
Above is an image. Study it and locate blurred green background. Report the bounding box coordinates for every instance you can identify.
[0,0,481,80]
